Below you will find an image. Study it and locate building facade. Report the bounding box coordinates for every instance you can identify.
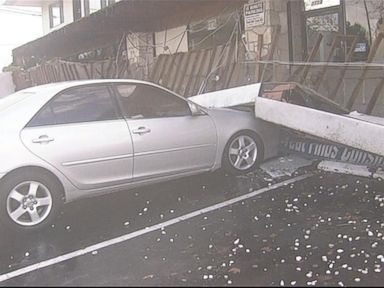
[3,0,384,116]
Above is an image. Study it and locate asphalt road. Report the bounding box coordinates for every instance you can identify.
[0,165,383,286]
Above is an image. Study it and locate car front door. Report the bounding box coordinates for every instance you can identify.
[114,83,217,180]
[20,84,134,190]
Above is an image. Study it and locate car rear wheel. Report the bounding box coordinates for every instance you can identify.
[0,170,62,232]
[223,131,264,175]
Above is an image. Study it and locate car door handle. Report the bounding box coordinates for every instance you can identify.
[132,127,151,135]
[32,135,55,144]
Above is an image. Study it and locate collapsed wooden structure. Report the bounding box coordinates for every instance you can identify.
[11,29,384,118]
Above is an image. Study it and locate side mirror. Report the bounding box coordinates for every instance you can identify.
[189,102,207,116]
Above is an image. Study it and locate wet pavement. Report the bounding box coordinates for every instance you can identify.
[0,164,383,286]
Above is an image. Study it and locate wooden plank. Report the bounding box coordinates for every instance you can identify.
[287,32,323,82]
[45,65,52,82]
[329,37,358,100]
[260,25,281,81]
[256,34,264,81]
[214,44,232,91]
[179,51,198,96]
[100,61,105,79]
[156,55,172,87]
[167,53,183,91]
[184,50,205,96]
[313,35,339,91]
[204,45,224,93]
[195,47,217,94]
[62,63,70,80]
[73,63,80,79]
[223,63,236,89]
[69,63,77,80]
[48,65,56,82]
[188,50,208,96]
[149,55,165,82]
[61,63,69,81]
[39,66,46,84]
[218,41,236,90]
[68,63,76,80]
[228,62,242,88]
[164,53,181,90]
[83,64,90,79]
[105,59,113,79]
[227,43,246,88]
[161,53,179,89]
[48,64,56,82]
[173,52,192,94]
[365,77,384,115]
[346,33,383,110]
[191,49,211,95]
[299,33,323,83]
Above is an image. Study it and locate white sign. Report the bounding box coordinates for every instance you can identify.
[354,42,368,53]
[244,1,265,29]
[304,0,340,11]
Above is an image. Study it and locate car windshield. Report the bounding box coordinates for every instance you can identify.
[0,91,35,113]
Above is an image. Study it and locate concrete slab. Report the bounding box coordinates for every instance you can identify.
[260,155,316,179]
[318,160,384,180]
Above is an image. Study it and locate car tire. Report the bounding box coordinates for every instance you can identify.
[222,131,264,175]
[0,170,62,233]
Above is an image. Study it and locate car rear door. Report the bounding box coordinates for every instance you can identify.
[20,84,134,190]
[113,83,217,180]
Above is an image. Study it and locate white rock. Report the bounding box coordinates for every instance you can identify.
[322,256,328,262]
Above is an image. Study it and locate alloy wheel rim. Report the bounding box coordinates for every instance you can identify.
[228,135,258,171]
[6,181,53,227]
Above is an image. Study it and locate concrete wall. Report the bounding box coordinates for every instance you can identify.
[244,0,290,62]
[0,72,15,98]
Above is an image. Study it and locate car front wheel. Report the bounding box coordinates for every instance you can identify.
[0,170,62,232]
[223,131,264,175]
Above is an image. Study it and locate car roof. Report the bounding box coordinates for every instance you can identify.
[18,79,173,96]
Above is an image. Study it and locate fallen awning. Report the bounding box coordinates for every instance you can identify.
[190,82,384,157]
[12,0,245,62]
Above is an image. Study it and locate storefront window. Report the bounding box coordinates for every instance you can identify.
[49,0,64,28]
[345,0,371,61]
[304,1,344,62]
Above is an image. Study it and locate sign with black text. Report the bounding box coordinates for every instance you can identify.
[244,1,265,29]
[304,0,340,11]
[281,136,384,168]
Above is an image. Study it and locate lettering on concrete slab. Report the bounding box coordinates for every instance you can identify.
[281,137,384,168]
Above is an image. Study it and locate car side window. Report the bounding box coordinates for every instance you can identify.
[115,84,191,119]
[28,85,120,127]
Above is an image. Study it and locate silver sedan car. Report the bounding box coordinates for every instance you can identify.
[0,80,279,232]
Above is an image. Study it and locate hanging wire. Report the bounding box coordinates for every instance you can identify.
[198,10,242,94]
[115,32,127,78]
